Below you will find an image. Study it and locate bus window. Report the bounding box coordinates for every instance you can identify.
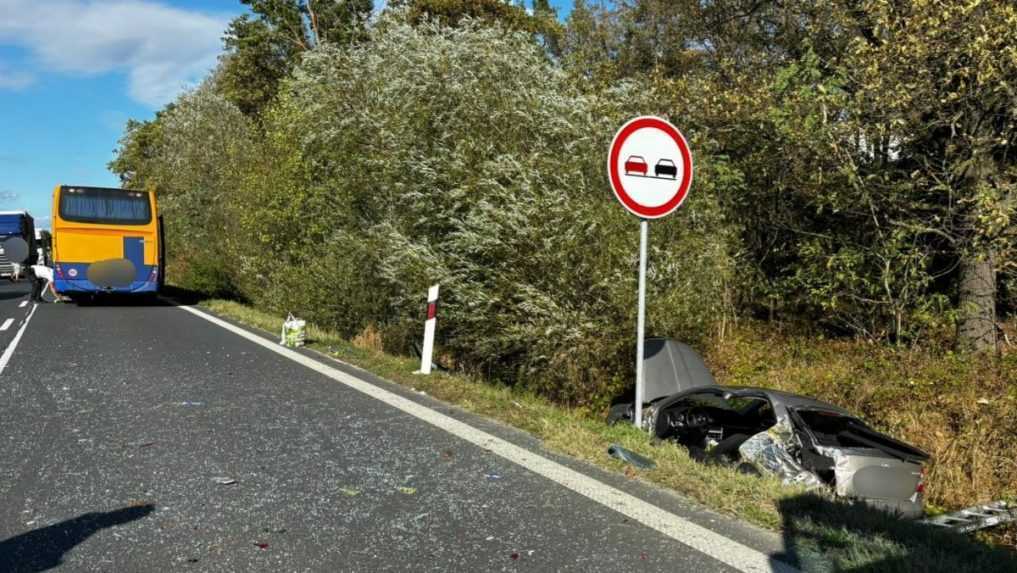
[60,187,151,225]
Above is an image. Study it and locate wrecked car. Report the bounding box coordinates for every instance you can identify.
[647,387,930,518]
[611,339,931,518]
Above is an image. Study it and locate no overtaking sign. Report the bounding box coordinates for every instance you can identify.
[607,116,693,428]
[607,116,693,219]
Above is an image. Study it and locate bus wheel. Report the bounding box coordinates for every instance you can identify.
[69,294,90,306]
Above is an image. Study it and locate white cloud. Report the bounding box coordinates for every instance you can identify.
[0,0,233,106]
[0,62,34,89]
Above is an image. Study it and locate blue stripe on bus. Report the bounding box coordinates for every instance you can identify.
[54,278,157,294]
[54,261,158,294]
[124,237,145,271]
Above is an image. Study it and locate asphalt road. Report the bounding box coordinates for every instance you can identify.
[0,281,35,358]
[0,289,793,572]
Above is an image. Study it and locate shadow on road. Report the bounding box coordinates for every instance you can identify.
[771,493,1017,572]
[70,294,170,307]
[157,284,242,307]
[0,505,154,572]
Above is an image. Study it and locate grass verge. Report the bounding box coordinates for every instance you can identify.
[191,296,1017,572]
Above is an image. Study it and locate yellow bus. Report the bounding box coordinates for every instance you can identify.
[51,185,164,297]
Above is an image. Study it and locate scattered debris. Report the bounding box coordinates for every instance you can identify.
[485,536,495,541]
[440,449,454,460]
[977,398,991,405]
[212,477,237,485]
[510,552,520,561]
[178,401,204,407]
[262,527,288,534]
[920,501,1017,533]
[484,473,502,480]
[127,440,156,449]
[607,444,656,470]
[397,487,417,495]
[254,542,269,550]
[339,487,360,497]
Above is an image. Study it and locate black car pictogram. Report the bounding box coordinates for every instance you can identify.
[655,159,677,179]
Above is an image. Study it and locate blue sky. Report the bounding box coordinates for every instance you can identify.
[0,0,572,229]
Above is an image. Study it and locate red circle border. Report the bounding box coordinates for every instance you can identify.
[607,116,693,219]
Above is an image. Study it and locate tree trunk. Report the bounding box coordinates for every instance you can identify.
[957,250,997,353]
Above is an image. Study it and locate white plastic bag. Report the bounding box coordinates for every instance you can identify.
[280,313,306,347]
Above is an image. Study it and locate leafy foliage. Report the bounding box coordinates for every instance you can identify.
[111,0,1017,392]
[217,0,373,115]
[227,18,735,404]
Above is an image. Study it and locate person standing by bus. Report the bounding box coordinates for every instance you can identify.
[29,262,53,302]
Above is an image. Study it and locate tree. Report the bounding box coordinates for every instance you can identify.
[389,0,562,55]
[217,0,373,116]
[149,84,255,294]
[108,106,173,190]
[846,0,1017,351]
[562,1,622,84]
[390,0,531,27]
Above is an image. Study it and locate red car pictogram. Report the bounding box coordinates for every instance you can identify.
[624,155,648,176]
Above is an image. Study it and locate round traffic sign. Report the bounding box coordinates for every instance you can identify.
[607,116,693,219]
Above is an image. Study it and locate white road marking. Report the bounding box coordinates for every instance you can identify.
[18,300,28,308]
[0,318,13,331]
[177,304,796,573]
[0,303,37,375]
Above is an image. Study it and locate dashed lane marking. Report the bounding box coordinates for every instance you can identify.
[18,300,28,308]
[0,303,37,375]
[0,318,13,331]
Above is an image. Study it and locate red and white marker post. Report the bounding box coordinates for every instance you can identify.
[607,116,693,427]
[418,284,440,375]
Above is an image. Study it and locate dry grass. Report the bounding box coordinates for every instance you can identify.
[351,323,385,352]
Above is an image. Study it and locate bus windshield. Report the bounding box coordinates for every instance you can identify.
[60,187,151,225]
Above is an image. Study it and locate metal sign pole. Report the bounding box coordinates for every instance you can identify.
[634,219,648,428]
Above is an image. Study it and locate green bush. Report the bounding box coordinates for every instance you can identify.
[201,17,736,405]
